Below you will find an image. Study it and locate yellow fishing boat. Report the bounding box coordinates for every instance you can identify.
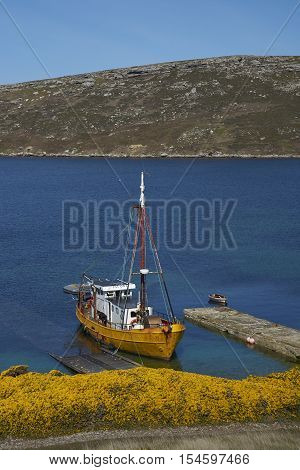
[75,172,185,360]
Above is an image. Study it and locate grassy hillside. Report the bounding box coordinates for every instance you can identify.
[0,56,299,157]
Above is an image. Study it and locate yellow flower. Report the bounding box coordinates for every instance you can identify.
[0,366,299,438]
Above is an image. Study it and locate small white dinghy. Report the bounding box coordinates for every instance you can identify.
[208,293,227,304]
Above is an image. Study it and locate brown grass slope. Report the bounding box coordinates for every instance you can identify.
[0,56,299,157]
[1,423,300,450]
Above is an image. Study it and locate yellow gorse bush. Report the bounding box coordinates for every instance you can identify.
[0,366,299,438]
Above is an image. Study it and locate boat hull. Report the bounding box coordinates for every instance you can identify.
[208,295,227,304]
[76,307,185,360]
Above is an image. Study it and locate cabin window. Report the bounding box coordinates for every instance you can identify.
[107,292,114,297]
[130,311,136,318]
[112,305,114,312]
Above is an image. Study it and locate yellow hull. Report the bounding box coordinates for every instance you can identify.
[76,307,185,360]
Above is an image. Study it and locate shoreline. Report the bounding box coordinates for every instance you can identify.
[1,421,299,450]
[0,153,300,159]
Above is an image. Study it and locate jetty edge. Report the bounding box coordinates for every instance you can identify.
[184,306,300,362]
[49,348,140,374]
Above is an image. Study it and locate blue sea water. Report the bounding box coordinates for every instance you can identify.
[0,157,299,378]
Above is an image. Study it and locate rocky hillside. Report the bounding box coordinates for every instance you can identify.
[0,56,299,157]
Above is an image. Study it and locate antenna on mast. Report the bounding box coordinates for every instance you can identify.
[139,171,147,313]
[140,171,145,208]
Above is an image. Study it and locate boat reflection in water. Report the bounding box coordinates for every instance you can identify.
[68,326,183,371]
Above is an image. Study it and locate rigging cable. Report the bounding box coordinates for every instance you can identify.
[145,222,170,320]
[145,213,175,322]
[118,207,134,308]
[121,207,142,322]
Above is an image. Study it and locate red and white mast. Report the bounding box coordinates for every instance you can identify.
[139,171,148,314]
[124,171,175,323]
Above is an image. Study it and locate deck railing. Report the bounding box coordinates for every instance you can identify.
[80,304,183,329]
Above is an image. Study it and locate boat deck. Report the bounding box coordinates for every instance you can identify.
[184,306,300,362]
[49,348,141,374]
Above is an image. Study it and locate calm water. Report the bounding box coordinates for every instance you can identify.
[0,157,299,378]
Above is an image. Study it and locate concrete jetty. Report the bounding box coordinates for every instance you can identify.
[184,306,300,362]
[50,348,140,374]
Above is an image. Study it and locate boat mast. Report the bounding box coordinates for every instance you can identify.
[139,171,147,314]
[123,171,175,323]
